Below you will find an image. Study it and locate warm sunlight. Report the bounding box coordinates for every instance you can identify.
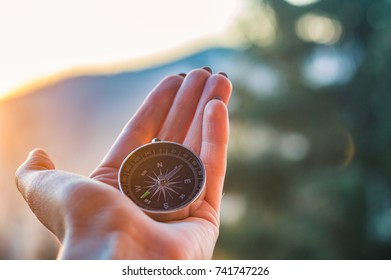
[0,0,244,99]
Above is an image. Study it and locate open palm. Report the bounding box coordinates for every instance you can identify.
[15,68,232,259]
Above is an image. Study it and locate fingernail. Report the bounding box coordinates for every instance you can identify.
[178,73,186,77]
[202,66,212,74]
[213,96,222,101]
[218,72,228,78]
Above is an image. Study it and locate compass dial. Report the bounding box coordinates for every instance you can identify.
[118,139,205,214]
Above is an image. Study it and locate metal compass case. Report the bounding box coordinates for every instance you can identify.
[118,138,206,221]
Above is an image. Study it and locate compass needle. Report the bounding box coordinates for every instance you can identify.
[140,191,151,199]
[150,187,160,199]
[147,175,157,182]
[166,186,179,195]
[167,180,182,185]
[170,175,181,182]
[167,191,174,199]
[144,180,156,185]
[166,164,183,181]
[157,190,162,201]
[162,187,167,202]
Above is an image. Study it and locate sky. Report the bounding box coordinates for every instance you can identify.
[0,0,244,100]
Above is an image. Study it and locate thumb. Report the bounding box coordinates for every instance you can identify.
[15,149,67,240]
[15,148,55,197]
[21,148,55,170]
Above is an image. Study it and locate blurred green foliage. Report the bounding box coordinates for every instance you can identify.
[216,0,391,259]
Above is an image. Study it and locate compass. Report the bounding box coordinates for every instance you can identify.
[118,138,206,220]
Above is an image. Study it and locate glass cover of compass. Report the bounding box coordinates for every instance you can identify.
[118,139,206,213]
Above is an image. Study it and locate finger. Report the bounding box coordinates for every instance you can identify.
[98,74,184,170]
[15,149,66,240]
[200,99,229,213]
[15,149,55,195]
[183,73,232,154]
[158,68,211,143]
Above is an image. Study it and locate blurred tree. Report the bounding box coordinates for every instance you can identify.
[216,0,391,259]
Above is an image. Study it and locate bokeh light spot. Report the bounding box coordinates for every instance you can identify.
[301,46,358,88]
[279,133,310,161]
[296,13,342,45]
[236,2,277,47]
[221,193,247,226]
[283,0,321,7]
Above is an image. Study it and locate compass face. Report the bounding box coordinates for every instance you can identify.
[118,140,205,213]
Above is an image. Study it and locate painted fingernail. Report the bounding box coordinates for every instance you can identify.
[202,66,212,74]
[218,72,228,78]
[178,73,186,77]
[213,96,222,101]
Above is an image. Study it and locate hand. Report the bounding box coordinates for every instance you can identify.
[15,68,232,259]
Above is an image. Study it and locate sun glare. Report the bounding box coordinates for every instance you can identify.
[0,0,244,100]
